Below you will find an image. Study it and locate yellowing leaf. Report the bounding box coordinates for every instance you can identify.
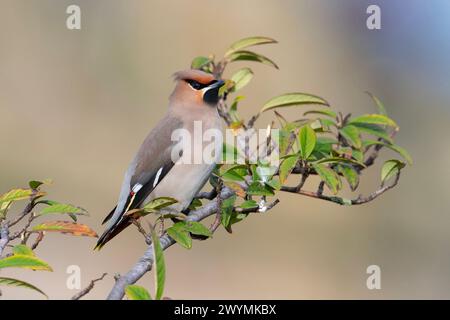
[0,189,33,204]
[32,221,98,237]
[261,93,329,113]
[12,245,35,256]
[125,285,151,300]
[0,255,52,271]
[0,277,48,298]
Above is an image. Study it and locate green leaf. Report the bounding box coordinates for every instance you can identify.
[363,140,413,165]
[183,221,212,237]
[303,109,337,119]
[143,197,178,213]
[312,164,341,194]
[366,92,387,115]
[266,177,281,190]
[221,195,236,229]
[28,179,51,190]
[348,114,397,128]
[151,229,165,300]
[0,189,33,204]
[350,123,393,143]
[0,277,48,298]
[225,36,277,56]
[381,160,405,184]
[298,125,317,159]
[12,245,35,257]
[167,224,192,249]
[337,165,359,191]
[230,68,254,91]
[261,93,329,113]
[313,137,338,156]
[29,181,42,190]
[125,285,151,300]
[191,56,211,70]
[279,155,299,184]
[339,125,362,149]
[352,149,364,163]
[247,182,275,196]
[228,50,278,69]
[240,200,259,209]
[0,255,52,271]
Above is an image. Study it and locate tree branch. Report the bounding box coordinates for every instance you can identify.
[106,187,235,300]
[71,273,108,300]
[281,171,401,205]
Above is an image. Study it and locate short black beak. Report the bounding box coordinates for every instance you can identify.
[208,80,225,90]
[203,80,225,105]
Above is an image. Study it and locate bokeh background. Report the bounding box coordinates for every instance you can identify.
[0,0,449,299]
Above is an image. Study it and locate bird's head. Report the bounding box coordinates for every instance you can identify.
[170,69,225,107]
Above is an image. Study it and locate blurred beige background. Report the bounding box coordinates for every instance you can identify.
[1,0,449,299]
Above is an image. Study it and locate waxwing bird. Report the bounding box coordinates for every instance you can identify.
[95,70,224,249]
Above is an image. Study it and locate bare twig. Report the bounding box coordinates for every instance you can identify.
[10,212,35,241]
[71,273,108,300]
[131,219,151,245]
[281,171,401,205]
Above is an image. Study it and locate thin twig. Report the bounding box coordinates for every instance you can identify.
[71,273,108,300]
[281,171,401,205]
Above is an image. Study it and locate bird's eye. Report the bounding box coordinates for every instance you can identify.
[186,80,203,90]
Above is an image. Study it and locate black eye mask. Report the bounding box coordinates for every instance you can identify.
[185,79,217,90]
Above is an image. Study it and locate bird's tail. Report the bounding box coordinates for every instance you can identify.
[94,215,132,250]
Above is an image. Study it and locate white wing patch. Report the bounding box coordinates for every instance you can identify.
[153,167,164,188]
[132,183,143,193]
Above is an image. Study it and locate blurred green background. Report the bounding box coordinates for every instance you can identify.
[1,0,449,299]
